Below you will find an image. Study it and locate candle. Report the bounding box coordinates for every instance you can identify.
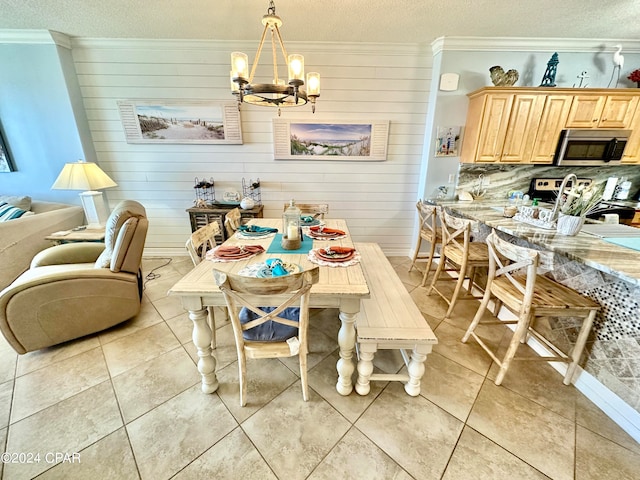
[287,225,298,240]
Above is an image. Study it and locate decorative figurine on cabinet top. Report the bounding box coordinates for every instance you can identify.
[540,52,559,87]
[489,66,519,86]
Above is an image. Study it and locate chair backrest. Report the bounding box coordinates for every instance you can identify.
[439,208,476,255]
[186,221,221,265]
[283,203,329,219]
[485,230,554,311]
[224,208,242,238]
[416,201,439,240]
[95,200,148,274]
[212,267,320,348]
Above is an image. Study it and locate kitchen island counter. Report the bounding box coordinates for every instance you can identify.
[435,200,640,287]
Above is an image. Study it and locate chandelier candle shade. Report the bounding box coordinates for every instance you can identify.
[230,0,320,115]
[51,160,117,229]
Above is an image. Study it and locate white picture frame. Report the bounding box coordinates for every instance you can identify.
[117,100,242,144]
[273,119,389,161]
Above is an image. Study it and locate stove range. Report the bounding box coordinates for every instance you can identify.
[527,177,635,223]
[527,177,593,203]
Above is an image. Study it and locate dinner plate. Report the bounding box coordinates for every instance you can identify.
[214,251,254,259]
[318,248,353,258]
[256,263,303,278]
[315,251,355,263]
[237,230,272,237]
[315,249,355,262]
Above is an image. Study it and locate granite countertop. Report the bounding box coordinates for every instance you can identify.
[433,199,640,287]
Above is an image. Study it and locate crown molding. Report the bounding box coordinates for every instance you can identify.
[0,29,71,48]
[432,36,640,55]
[69,37,426,55]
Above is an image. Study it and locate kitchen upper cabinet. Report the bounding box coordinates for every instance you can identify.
[461,87,640,164]
[530,95,573,164]
[461,92,543,163]
[621,102,640,164]
[565,94,639,128]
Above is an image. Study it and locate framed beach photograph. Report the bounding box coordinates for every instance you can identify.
[117,100,243,144]
[273,119,389,161]
[435,125,461,157]
[0,128,14,172]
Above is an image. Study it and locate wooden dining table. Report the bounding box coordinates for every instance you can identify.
[168,218,370,396]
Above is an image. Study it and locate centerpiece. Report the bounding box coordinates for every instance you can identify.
[556,182,604,236]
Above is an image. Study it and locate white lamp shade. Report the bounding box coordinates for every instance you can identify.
[51,161,117,191]
[51,161,117,229]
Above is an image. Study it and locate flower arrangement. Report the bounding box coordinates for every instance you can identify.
[628,69,640,83]
[559,182,605,217]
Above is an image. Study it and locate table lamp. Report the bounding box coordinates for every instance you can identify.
[51,160,117,229]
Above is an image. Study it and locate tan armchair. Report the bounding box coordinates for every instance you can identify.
[0,200,148,354]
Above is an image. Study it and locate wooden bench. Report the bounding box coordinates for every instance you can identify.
[354,242,438,396]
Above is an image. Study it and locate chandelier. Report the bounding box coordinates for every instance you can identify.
[230,0,320,115]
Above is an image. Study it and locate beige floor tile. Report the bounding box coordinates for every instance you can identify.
[127,384,237,480]
[112,347,200,423]
[392,263,424,287]
[11,347,109,423]
[173,426,277,480]
[356,382,464,479]
[143,270,184,302]
[442,426,550,479]
[308,427,412,479]
[98,299,164,346]
[308,350,385,423]
[486,340,578,421]
[432,321,495,376]
[0,427,6,479]
[419,352,485,421]
[16,335,101,377]
[410,285,449,320]
[0,380,13,428]
[37,427,139,480]
[0,343,17,385]
[102,322,180,377]
[242,384,351,480]
[575,425,640,480]
[575,393,640,454]
[166,311,194,344]
[309,308,341,340]
[467,382,575,480]
[4,381,122,480]
[153,292,188,320]
[216,358,299,424]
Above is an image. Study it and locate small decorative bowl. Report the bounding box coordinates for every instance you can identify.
[503,206,518,218]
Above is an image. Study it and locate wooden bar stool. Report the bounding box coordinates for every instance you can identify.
[408,201,442,287]
[462,230,599,385]
[427,208,490,320]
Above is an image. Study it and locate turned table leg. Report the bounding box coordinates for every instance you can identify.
[336,299,359,396]
[189,308,219,394]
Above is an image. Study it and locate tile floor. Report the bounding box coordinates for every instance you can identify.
[1,255,639,479]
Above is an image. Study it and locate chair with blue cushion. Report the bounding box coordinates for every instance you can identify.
[212,266,320,406]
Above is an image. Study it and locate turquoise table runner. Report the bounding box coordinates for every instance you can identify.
[267,234,313,254]
[603,237,640,251]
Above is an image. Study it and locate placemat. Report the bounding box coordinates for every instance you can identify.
[266,234,313,254]
[603,237,640,251]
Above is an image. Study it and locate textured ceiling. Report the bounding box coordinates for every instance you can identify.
[2,0,640,43]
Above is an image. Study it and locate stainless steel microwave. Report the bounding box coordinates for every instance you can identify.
[553,129,630,166]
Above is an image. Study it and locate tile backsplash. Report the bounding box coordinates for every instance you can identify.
[458,164,640,201]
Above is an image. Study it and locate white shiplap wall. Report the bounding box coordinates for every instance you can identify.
[71,39,432,255]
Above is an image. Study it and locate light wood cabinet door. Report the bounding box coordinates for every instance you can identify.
[474,93,514,162]
[530,95,573,164]
[621,103,640,164]
[500,95,545,163]
[566,94,638,128]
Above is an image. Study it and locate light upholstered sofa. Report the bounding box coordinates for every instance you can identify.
[0,196,84,290]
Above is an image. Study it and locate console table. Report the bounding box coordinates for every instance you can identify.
[186,204,264,241]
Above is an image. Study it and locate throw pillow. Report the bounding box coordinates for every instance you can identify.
[0,195,32,211]
[0,202,35,222]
